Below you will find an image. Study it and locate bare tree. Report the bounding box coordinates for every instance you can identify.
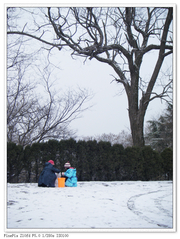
[7,25,92,146]
[91,131,133,148]
[7,64,91,146]
[7,7,173,147]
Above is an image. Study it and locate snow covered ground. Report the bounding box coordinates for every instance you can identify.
[6,181,174,231]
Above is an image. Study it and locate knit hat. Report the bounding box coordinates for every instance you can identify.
[48,160,55,165]
[64,161,71,168]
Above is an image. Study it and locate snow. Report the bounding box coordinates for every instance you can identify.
[6,181,174,231]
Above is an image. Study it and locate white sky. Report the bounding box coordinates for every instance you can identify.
[4,2,174,140]
[49,48,169,138]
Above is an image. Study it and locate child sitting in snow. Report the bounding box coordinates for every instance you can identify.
[38,160,60,187]
[62,161,77,187]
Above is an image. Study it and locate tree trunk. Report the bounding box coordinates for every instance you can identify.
[129,109,145,147]
[126,69,146,147]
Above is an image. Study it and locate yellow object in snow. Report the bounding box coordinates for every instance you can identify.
[58,177,65,187]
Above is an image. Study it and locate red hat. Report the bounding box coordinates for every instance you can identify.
[48,160,54,165]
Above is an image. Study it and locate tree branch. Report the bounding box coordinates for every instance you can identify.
[141,7,173,111]
[7,31,63,50]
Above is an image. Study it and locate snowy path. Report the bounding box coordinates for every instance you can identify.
[6,181,173,230]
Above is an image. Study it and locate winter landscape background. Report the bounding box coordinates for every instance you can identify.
[7,181,173,231]
[5,4,177,238]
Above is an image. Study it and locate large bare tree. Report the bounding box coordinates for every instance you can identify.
[7,7,173,147]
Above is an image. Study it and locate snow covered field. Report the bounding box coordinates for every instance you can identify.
[6,181,174,231]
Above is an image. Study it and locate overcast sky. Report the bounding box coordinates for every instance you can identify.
[50,49,169,139]
[5,4,173,140]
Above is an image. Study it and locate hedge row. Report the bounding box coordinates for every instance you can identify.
[7,139,173,183]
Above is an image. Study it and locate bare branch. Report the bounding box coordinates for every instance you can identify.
[7,31,63,50]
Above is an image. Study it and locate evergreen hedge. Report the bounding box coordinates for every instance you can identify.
[7,139,173,183]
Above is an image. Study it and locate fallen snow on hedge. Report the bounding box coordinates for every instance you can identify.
[7,181,173,230]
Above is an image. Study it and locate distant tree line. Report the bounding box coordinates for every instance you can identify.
[7,139,173,183]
